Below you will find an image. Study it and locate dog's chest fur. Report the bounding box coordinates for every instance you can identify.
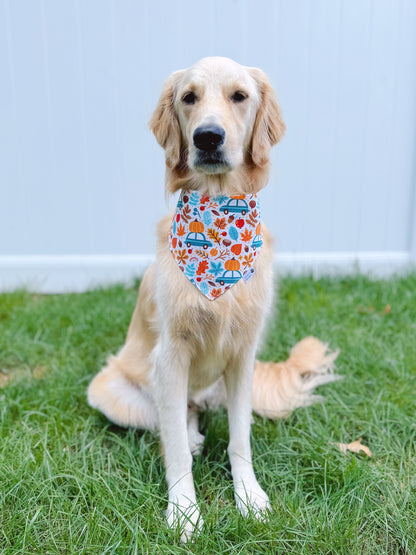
[162,278,269,396]
[176,305,251,394]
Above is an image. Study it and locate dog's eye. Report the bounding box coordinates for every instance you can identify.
[231,91,247,103]
[182,91,197,105]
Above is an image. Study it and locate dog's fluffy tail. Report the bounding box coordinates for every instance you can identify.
[252,336,341,419]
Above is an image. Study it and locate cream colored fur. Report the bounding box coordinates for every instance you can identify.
[87,57,339,541]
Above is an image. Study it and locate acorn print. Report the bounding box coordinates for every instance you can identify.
[183,195,189,203]
[223,239,231,247]
[249,200,256,208]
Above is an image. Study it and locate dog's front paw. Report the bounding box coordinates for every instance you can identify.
[166,494,203,543]
[234,480,271,519]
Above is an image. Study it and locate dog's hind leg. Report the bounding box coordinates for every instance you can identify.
[87,353,159,431]
[88,264,161,430]
[88,356,207,457]
[187,403,205,456]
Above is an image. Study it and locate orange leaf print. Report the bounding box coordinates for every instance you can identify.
[211,288,222,299]
[210,248,218,257]
[196,260,209,275]
[214,217,226,230]
[177,223,186,237]
[171,237,177,249]
[177,249,189,265]
[241,229,253,242]
[195,249,209,259]
[243,253,254,268]
[246,209,258,227]
[231,244,242,256]
[181,204,192,223]
[207,228,221,244]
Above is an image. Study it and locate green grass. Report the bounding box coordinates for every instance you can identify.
[1,274,415,554]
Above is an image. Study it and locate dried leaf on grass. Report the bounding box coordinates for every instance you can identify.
[33,365,46,379]
[337,438,372,457]
[0,365,46,388]
[0,372,9,388]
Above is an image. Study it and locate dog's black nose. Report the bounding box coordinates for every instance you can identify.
[193,125,225,152]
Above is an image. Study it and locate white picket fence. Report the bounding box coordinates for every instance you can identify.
[1,0,415,292]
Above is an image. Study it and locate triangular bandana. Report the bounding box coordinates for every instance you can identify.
[169,190,263,300]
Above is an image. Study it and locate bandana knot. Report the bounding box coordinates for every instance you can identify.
[169,190,263,300]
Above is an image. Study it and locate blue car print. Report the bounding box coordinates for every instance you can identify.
[219,198,249,215]
[215,269,242,286]
[185,232,213,249]
[251,234,263,249]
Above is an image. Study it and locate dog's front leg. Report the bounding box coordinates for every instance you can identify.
[225,348,271,518]
[154,339,202,541]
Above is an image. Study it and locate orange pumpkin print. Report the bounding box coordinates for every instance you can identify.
[189,220,204,233]
[225,258,241,271]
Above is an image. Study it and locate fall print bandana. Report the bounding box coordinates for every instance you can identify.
[169,190,263,300]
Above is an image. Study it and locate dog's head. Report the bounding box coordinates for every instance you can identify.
[150,57,285,193]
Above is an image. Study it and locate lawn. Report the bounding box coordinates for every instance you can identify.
[0,274,415,554]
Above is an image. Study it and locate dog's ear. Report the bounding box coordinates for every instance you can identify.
[149,70,184,169]
[249,68,286,167]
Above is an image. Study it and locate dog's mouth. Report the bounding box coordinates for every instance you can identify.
[193,150,232,174]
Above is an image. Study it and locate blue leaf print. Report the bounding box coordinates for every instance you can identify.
[189,192,200,205]
[212,195,228,205]
[209,261,223,276]
[172,220,177,235]
[184,262,196,278]
[229,226,239,241]
[203,210,212,226]
[200,281,209,296]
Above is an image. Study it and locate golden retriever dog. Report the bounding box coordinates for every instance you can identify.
[88,57,339,541]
